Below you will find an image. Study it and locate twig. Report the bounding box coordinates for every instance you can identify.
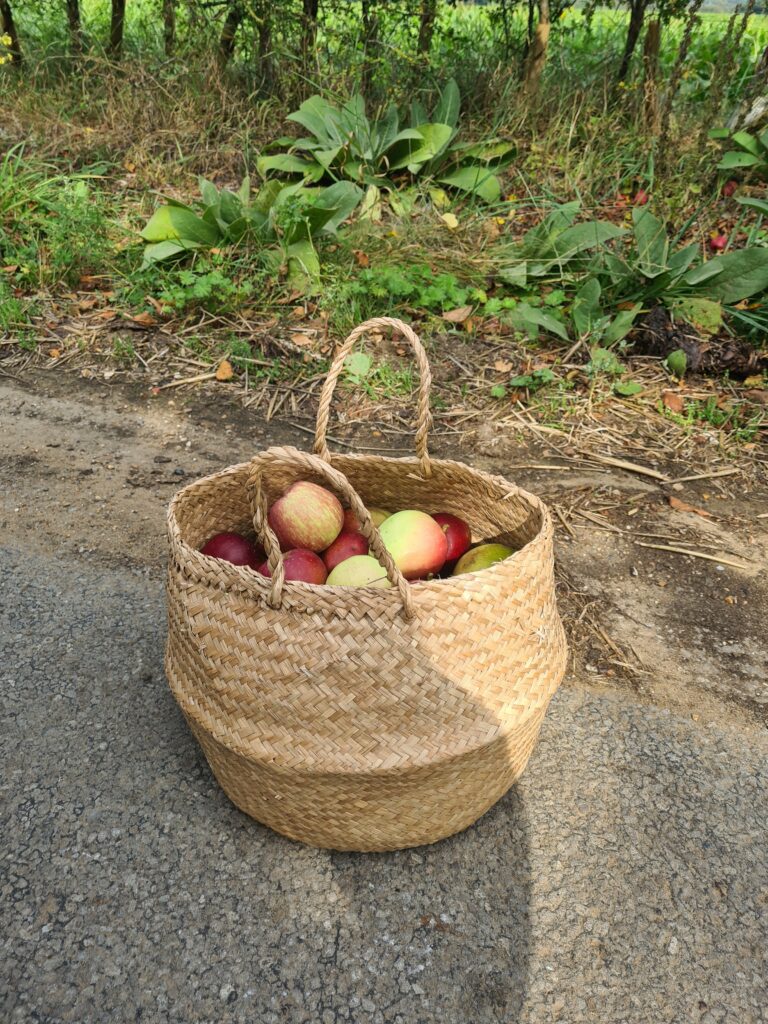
[287,421,412,453]
[585,454,668,482]
[553,505,576,539]
[634,542,754,571]
[156,371,217,389]
[671,468,740,483]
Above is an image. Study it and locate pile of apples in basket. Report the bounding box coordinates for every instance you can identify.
[201,480,514,587]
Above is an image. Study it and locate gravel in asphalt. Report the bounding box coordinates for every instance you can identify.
[2,548,766,1023]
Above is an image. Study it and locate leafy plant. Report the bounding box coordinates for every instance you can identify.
[257,81,514,203]
[710,127,768,180]
[140,176,363,291]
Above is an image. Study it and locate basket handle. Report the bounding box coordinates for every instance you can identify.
[246,445,414,619]
[313,317,433,478]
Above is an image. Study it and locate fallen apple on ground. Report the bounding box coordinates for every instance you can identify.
[257,548,328,584]
[268,481,343,552]
[323,530,369,572]
[200,532,264,568]
[432,512,472,561]
[326,554,391,588]
[378,509,448,580]
[452,542,514,576]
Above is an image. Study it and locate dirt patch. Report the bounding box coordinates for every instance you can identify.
[2,369,766,732]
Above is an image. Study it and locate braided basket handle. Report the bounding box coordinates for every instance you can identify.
[313,317,433,478]
[246,446,414,619]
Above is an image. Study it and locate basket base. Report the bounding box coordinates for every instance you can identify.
[188,711,547,852]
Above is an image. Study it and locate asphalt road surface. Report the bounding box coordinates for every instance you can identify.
[3,545,766,1024]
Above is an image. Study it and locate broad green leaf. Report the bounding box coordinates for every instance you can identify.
[510,302,569,340]
[199,177,220,208]
[438,165,501,203]
[731,131,762,156]
[358,184,382,222]
[287,96,344,147]
[518,201,580,257]
[665,349,687,379]
[717,152,761,169]
[452,139,516,166]
[285,238,321,292]
[551,221,626,259]
[490,384,507,399]
[388,124,454,170]
[667,242,699,279]
[434,79,461,128]
[604,304,641,344]
[498,262,527,288]
[312,146,343,171]
[141,240,188,265]
[237,176,251,205]
[671,297,722,336]
[344,351,372,383]
[708,128,730,139]
[141,205,220,245]
[572,277,602,336]
[256,153,322,179]
[633,207,669,278]
[614,381,643,397]
[735,195,768,216]
[252,179,285,215]
[218,189,242,226]
[409,99,428,128]
[311,181,364,233]
[685,248,768,303]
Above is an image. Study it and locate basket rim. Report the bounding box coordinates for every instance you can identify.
[167,451,553,615]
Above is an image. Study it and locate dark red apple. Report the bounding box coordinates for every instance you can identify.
[323,530,369,572]
[268,481,343,552]
[257,548,327,585]
[722,179,738,198]
[432,512,472,561]
[201,532,263,568]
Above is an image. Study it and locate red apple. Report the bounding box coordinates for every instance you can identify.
[432,512,472,561]
[378,509,448,580]
[326,555,391,589]
[323,530,369,572]
[709,233,728,252]
[342,506,391,532]
[201,532,264,568]
[268,481,343,552]
[634,188,649,206]
[722,179,738,198]
[257,548,327,585]
[452,543,514,576]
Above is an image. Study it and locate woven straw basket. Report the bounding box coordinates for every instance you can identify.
[165,317,567,851]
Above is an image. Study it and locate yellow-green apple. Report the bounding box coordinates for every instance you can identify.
[452,543,514,576]
[326,555,391,588]
[268,481,343,552]
[378,509,448,580]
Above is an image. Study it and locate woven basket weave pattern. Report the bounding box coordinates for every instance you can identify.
[165,318,567,851]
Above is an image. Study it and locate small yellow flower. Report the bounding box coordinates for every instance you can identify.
[495,216,506,226]
[505,193,518,202]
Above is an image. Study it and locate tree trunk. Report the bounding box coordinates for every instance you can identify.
[256,0,273,90]
[642,19,661,132]
[108,0,126,58]
[163,0,175,55]
[219,4,242,64]
[361,0,378,97]
[0,0,22,64]
[618,0,646,82]
[66,0,82,55]
[302,0,319,69]
[417,0,437,56]
[523,0,550,98]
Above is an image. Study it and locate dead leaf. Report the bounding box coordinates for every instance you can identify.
[743,375,764,388]
[147,296,165,314]
[94,309,117,321]
[215,360,234,382]
[275,290,304,305]
[744,389,768,405]
[131,311,155,327]
[494,360,513,373]
[2,265,19,274]
[290,333,314,347]
[123,160,136,173]
[440,212,459,230]
[48,348,61,359]
[482,219,501,241]
[353,250,370,268]
[78,298,98,312]
[291,306,306,320]
[669,496,713,518]
[462,317,475,333]
[442,305,473,324]
[662,390,685,414]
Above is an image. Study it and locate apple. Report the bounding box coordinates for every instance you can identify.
[378,509,448,580]
[257,548,327,585]
[323,530,369,572]
[343,506,392,532]
[722,179,738,198]
[268,481,343,552]
[633,188,649,206]
[432,512,472,561]
[452,543,514,576]
[201,532,264,568]
[326,555,391,589]
[709,233,728,252]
